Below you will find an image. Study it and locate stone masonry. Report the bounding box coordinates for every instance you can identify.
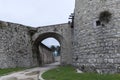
[73,0,120,73]
[39,43,54,65]
[1,0,120,74]
[0,21,72,68]
[32,23,72,65]
[0,21,33,68]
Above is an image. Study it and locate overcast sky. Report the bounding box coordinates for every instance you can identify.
[0,0,75,46]
[0,0,75,27]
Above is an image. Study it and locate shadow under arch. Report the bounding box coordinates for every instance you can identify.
[32,32,65,66]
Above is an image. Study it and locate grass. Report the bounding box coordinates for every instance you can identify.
[0,67,26,76]
[42,66,120,80]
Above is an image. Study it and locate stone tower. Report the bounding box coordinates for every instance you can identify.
[73,0,120,73]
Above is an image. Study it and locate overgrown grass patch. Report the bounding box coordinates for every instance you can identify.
[42,66,120,80]
[0,68,26,76]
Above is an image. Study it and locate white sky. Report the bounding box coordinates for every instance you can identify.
[0,0,75,46]
[42,38,60,47]
[0,0,75,27]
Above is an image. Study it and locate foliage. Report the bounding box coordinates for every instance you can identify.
[99,11,112,23]
[0,22,5,29]
[50,45,60,56]
[0,68,26,76]
[42,66,120,80]
[50,45,56,52]
[56,46,60,56]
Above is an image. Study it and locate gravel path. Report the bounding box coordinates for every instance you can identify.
[0,62,60,80]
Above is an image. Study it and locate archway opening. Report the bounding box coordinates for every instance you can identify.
[42,37,61,63]
[32,32,64,66]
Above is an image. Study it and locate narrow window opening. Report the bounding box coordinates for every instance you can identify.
[96,20,101,26]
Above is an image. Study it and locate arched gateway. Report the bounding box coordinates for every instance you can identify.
[2,0,120,74]
[0,21,72,68]
[32,23,72,66]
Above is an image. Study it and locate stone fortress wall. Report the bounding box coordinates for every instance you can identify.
[0,20,72,68]
[0,21,34,68]
[73,0,120,73]
[39,43,54,65]
[32,23,72,65]
[1,0,120,74]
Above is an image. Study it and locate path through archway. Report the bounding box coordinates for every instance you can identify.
[42,38,61,63]
[32,32,65,66]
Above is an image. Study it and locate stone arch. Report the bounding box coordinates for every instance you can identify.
[32,32,67,66]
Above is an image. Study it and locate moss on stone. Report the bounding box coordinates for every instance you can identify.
[0,22,7,29]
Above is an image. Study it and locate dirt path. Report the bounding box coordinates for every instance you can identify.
[0,62,60,80]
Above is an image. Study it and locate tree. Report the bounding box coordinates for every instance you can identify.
[50,45,56,52]
[50,45,60,56]
[56,46,60,56]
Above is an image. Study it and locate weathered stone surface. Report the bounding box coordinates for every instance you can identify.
[73,0,120,74]
[0,21,72,68]
[25,71,39,76]
[19,78,34,80]
[32,23,72,65]
[1,0,120,74]
[2,77,17,80]
[39,43,54,65]
[0,21,34,68]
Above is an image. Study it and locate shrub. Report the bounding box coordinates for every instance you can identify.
[99,11,112,23]
[0,22,7,29]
